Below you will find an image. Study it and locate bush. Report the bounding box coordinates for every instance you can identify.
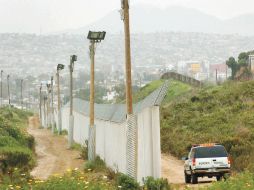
[0,146,35,173]
[205,172,254,190]
[116,173,140,190]
[84,156,106,171]
[80,140,88,160]
[143,177,171,190]
[60,130,68,135]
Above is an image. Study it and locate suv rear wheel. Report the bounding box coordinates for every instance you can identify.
[191,174,198,184]
[184,172,191,183]
[216,175,222,181]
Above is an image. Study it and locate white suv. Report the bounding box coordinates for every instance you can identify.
[183,144,231,184]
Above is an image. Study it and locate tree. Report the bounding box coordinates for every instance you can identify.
[238,52,249,67]
[226,57,238,79]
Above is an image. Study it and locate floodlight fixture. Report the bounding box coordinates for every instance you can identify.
[57,64,65,71]
[71,55,77,62]
[70,55,77,72]
[46,83,51,93]
[87,31,106,42]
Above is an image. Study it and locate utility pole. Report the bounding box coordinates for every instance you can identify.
[56,64,64,134]
[39,84,42,127]
[1,70,3,107]
[51,76,55,134]
[87,31,106,161]
[68,55,77,148]
[7,75,10,107]
[122,0,133,114]
[21,79,23,109]
[121,0,138,179]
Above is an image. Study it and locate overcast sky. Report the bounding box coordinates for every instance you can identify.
[0,0,253,33]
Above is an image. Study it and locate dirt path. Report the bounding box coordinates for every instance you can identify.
[161,154,214,189]
[27,117,84,180]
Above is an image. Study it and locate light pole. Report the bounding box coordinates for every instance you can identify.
[57,64,64,134]
[39,84,42,127]
[43,95,47,128]
[1,70,3,107]
[51,76,55,134]
[21,79,23,109]
[68,55,77,148]
[7,75,10,107]
[46,83,51,128]
[121,0,137,179]
[87,31,106,161]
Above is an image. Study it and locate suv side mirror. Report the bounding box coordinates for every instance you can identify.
[181,157,188,161]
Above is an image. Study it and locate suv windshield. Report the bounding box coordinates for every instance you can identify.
[194,146,228,158]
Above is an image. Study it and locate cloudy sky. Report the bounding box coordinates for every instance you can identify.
[0,0,253,33]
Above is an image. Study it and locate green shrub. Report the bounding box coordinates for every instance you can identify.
[143,177,171,190]
[84,156,106,171]
[84,161,96,171]
[204,172,254,190]
[0,136,19,147]
[60,129,68,135]
[0,146,35,173]
[80,140,88,160]
[116,173,140,190]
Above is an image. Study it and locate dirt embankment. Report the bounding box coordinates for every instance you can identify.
[27,117,84,180]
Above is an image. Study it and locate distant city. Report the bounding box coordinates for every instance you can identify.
[0,32,254,106]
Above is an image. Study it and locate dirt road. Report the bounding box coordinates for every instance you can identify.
[161,154,215,189]
[27,117,84,180]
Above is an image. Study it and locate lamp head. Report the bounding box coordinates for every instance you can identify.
[87,31,106,42]
[71,55,77,63]
[57,64,65,71]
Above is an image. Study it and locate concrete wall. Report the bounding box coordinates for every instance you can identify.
[51,105,161,182]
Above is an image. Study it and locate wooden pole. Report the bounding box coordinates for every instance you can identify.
[90,42,95,126]
[124,0,133,114]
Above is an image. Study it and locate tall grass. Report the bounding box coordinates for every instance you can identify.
[161,81,254,171]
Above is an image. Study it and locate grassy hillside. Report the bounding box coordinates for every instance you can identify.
[0,108,35,183]
[161,81,254,172]
[133,80,192,103]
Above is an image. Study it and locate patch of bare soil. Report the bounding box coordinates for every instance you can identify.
[27,117,84,180]
[161,154,215,190]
